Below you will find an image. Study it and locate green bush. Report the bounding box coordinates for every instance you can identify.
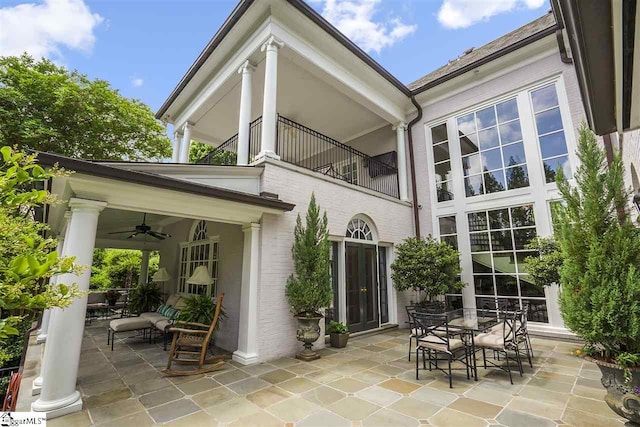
[391,237,464,302]
[127,282,162,314]
[524,237,563,288]
[285,193,333,317]
[554,125,640,363]
[326,321,348,334]
[177,294,225,331]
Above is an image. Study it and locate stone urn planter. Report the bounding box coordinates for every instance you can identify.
[294,314,322,361]
[588,357,640,425]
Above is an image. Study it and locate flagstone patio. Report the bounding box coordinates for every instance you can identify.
[19,321,625,426]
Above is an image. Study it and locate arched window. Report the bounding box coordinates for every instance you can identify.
[178,220,219,296]
[346,218,373,241]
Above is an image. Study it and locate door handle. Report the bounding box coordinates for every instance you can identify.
[360,288,367,292]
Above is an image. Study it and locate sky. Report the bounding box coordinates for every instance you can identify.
[0,0,551,113]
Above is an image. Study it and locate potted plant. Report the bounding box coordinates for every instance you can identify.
[127,282,162,315]
[327,321,349,348]
[285,193,333,361]
[528,125,640,424]
[104,289,120,306]
[177,294,225,331]
[390,236,464,306]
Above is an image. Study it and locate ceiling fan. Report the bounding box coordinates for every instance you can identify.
[108,213,171,240]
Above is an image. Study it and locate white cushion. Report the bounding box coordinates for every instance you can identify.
[475,333,506,349]
[417,336,464,353]
[173,297,187,310]
[166,294,180,307]
[154,319,172,331]
[109,317,151,332]
[140,312,166,323]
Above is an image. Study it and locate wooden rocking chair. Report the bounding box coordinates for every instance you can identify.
[162,293,226,377]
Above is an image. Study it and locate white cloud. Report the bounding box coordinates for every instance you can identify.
[319,0,417,54]
[437,0,546,29]
[0,0,103,59]
[131,77,144,88]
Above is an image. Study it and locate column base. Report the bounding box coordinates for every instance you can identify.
[36,333,47,344]
[32,377,43,396]
[253,150,280,162]
[232,350,258,365]
[32,391,83,419]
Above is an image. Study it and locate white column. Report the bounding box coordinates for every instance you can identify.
[178,123,193,163]
[233,223,260,365]
[139,250,151,286]
[237,61,256,166]
[393,122,409,201]
[32,198,106,418]
[172,131,182,163]
[256,36,284,161]
[36,233,65,344]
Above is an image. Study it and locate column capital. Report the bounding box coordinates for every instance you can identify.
[392,122,407,131]
[242,223,261,233]
[238,60,256,75]
[261,36,284,53]
[182,122,194,132]
[68,198,107,214]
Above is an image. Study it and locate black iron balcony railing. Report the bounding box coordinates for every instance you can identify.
[197,115,399,199]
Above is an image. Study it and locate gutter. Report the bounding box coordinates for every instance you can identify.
[35,151,295,212]
[407,96,423,238]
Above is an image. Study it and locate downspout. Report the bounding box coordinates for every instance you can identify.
[407,95,423,238]
[556,30,573,64]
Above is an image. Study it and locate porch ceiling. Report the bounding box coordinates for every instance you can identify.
[93,208,178,250]
[189,52,389,147]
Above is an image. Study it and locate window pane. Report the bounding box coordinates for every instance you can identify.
[520,275,545,297]
[441,235,458,249]
[439,216,457,234]
[496,99,519,122]
[499,121,522,144]
[483,170,506,193]
[476,106,497,129]
[433,142,450,163]
[468,212,488,231]
[470,232,491,252]
[457,113,476,135]
[460,134,479,155]
[495,275,519,296]
[435,161,452,181]
[482,148,503,171]
[506,165,530,189]
[510,205,535,227]
[437,181,454,202]
[493,252,517,274]
[462,154,482,176]
[516,251,536,273]
[477,297,498,311]
[502,142,526,166]
[523,299,549,322]
[544,155,572,183]
[472,254,493,271]
[431,124,448,143]
[513,228,536,250]
[488,209,509,230]
[491,230,513,251]
[535,107,563,134]
[531,85,559,112]
[539,131,568,159]
[478,127,500,150]
[474,275,494,294]
[465,175,484,196]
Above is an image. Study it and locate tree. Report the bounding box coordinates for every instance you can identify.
[0,147,81,340]
[0,54,171,161]
[554,125,640,360]
[90,249,159,289]
[524,237,562,288]
[391,237,464,302]
[189,141,237,165]
[285,193,333,316]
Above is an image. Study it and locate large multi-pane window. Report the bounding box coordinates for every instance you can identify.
[458,98,530,197]
[431,124,453,202]
[438,216,463,309]
[178,220,219,296]
[468,205,548,322]
[530,84,572,183]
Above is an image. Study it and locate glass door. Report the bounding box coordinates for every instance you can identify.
[346,242,379,332]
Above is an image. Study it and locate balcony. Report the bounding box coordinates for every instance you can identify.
[197,115,400,199]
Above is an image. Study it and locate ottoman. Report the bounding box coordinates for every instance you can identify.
[108,317,152,350]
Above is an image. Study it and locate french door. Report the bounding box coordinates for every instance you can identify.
[345,242,379,332]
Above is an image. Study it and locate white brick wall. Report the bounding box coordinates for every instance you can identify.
[256,160,415,361]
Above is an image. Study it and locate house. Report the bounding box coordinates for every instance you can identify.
[29,0,640,418]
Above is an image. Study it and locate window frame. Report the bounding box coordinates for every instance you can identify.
[178,220,220,296]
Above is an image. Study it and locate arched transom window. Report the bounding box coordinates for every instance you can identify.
[191,220,208,241]
[346,218,373,241]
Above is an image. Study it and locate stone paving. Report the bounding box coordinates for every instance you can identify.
[19,321,626,426]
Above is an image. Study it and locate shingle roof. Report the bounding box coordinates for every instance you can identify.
[408,13,557,92]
